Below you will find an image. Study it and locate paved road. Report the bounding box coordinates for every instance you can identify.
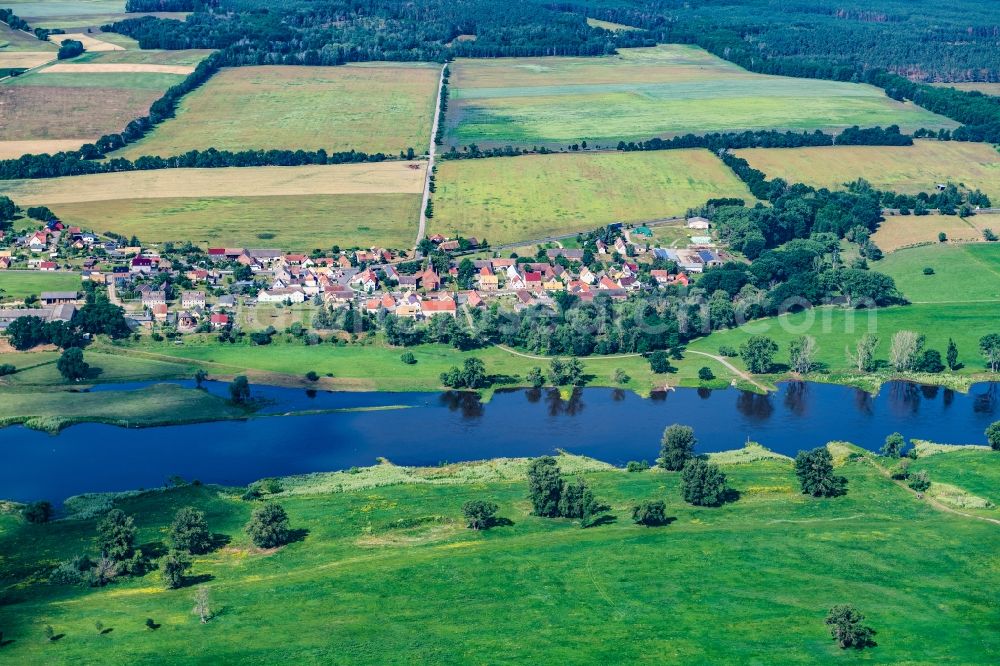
[416,64,447,250]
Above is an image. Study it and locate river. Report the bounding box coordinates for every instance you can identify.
[2,380,997,502]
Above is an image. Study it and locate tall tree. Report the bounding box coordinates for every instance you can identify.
[788,335,818,374]
[169,507,212,554]
[245,502,291,549]
[794,447,847,497]
[979,334,1000,372]
[526,456,564,517]
[680,459,730,506]
[659,424,696,471]
[97,509,136,562]
[740,335,778,374]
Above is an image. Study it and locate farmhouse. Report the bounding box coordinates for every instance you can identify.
[40,291,79,305]
[258,287,306,303]
[181,291,206,309]
[0,304,76,330]
[687,216,711,230]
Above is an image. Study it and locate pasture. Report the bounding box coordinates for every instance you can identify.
[877,243,1000,304]
[0,270,80,301]
[0,20,55,52]
[871,213,988,252]
[3,162,426,250]
[735,141,1000,202]
[0,448,997,664]
[442,45,956,148]
[114,64,441,159]
[431,150,753,244]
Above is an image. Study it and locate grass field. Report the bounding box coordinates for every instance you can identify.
[114,64,440,159]
[872,213,989,252]
[736,140,1000,202]
[3,0,126,19]
[585,17,640,31]
[911,448,1000,507]
[932,82,1000,96]
[0,270,80,301]
[75,48,212,66]
[0,21,56,51]
[431,150,753,244]
[442,45,956,148]
[0,445,996,663]
[688,301,1000,381]
[2,162,426,250]
[877,243,1000,303]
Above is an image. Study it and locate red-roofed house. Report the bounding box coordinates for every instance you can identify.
[210,313,229,329]
[420,297,456,317]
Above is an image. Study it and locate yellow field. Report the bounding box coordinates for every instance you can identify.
[735,140,1000,201]
[1,161,427,205]
[48,32,124,51]
[872,213,990,253]
[114,64,441,158]
[39,62,194,74]
[0,52,54,68]
[0,139,89,158]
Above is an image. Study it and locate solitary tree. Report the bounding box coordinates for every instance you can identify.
[631,500,668,526]
[946,338,960,370]
[979,333,1000,372]
[162,550,191,590]
[193,586,212,624]
[57,347,89,381]
[889,330,922,372]
[794,447,847,497]
[847,333,880,372]
[527,456,564,517]
[194,369,208,388]
[229,375,251,403]
[986,421,1000,451]
[659,424,696,471]
[462,499,499,530]
[825,605,875,649]
[740,335,778,374]
[788,335,818,374]
[680,459,730,507]
[526,366,544,388]
[245,502,290,548]
[647,350,673,374]
[881,432,905,458]
[97,509,136,562]
[169,507,212,555]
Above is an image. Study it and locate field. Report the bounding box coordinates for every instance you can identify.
[0,21,56,52]
[877,243,1000,303]
[0,65,190,151]
[431,150,753,244]
[0,445,997,663]
[48,31,124,51]
[75,49,213,66]
[2,162,426,250]
[933,82,1000,96]
[442,45,956,148]
[585,17,640,31]
[114,64,441,159]
[0,270,80,301]
[871,213,989,252]
[735,141,1000,202]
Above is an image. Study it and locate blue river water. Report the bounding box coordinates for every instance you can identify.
[1,380,997,502]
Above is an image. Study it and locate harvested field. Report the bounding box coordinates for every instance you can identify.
[39,62,195,74]
[1,161,426,204]
[114,64,441,158]
[0,52,54,68]
[79,48,212,66]
[932,82,1000,96]
[736,141,1000,202]
[444,45,956,148]
[52,194,421,251]
[872,213,990,253]
[22,12,187,29]
[0,139,89,158]
[48,32,123,51]
[431,150,753,244]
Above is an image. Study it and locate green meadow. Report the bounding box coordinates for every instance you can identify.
[443,45,956,148]
[877,243,1000,303]
[432,150,754,244]
[7,70,187,90]
[0,271,80,301]
[0,446,996,664]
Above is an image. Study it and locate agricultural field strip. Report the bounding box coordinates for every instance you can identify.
[0,140,88,158]
[38,62,195,74]
[1,162,427,205]
[47,32,123,51]
[0,52,55,68]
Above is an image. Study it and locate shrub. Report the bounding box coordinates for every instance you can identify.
[245,502,291,548]
[937,232,947,242]
[400,352,416,365]
[305,370,319,381]
[23,500,54,524]
[825,604,875,649]
[461,499,499,530]
[697,366,715,381]
[922,267,935,275]
[986,421,1000,451]
[794,447,847,497]
[613,368,630,384]
[718,345,738,357]
[680,459,729,507]
[625,460,650,473]
[0,363,15,376]
[631,500,668,526]
[984,228,998,242]
[890,458,911,480]
[51,555,93,585]
[908,470,931,492]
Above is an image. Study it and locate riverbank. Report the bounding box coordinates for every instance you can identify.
[0,443,995,664]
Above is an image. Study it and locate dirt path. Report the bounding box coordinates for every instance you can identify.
[494,344,642,361]
[416,64,446,250]
[686,349,769,392]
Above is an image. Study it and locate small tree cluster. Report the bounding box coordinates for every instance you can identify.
[526,457,607,526]
[794,447,847,497]
[680,459,730,507]
[631,500,668,526]
[441,357,488,389]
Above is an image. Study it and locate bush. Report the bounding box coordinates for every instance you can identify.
[245,502,291,548]
[697,366,715,381]
[938,232,947,242]
[613,368,630,384]
[890,458,911,480]
[23,500,54,524]
[985,421,1000,451]
[161,550,191,589]
[625,460,650,473]
[984,228,998,242]
[718,345,738,357]
[57,38,84,60]
[168,507,212,554]
[680,459,730,506]
[51,555,93,585]
[908,470,931,492]
[632,500,668,526]
[0,363,15,376]
[305,370,319,381]
[825,604,875,649]
[922,267,935,275]
[461,499,499,530]
[400,351,416,365]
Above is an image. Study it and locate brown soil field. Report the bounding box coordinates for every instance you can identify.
[40,63,195,74]
[0,85,161,141]
[0,139,89,158]
[872,213,989,253]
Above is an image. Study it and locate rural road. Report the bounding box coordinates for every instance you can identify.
[416,64,447,249]
[686,349,769,392]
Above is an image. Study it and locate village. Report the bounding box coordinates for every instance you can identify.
[0,215,725,335]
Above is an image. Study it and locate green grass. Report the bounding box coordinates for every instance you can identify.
[0,350,197,387]
[0,449,997,663]
[432,150,754,244]
[0,270,80,301]
[912,448,999,506]
[3,0,126,19]
[114,64,440,159]
[687,302,1000,382]
[52,193,423,252]
[0,21,56,51]
[878,243,1000,303]
[75,49,213,66]
[443,45,956,148]
[8,70,187,90]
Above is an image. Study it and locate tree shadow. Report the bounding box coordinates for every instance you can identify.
[722,488,742,504]
[488,517,514,528]
[583,514,617,528]
[770,362,791,373]
[139,540,168,560]
[178,573,215,589]
[207,533,231,553]
[49,633,66,642]
[0,637,15,647]
[488,373,519,386]
[83,365,104,380]
[639,515,677,527]
[286,528,310,545]
[100,628,114,635]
